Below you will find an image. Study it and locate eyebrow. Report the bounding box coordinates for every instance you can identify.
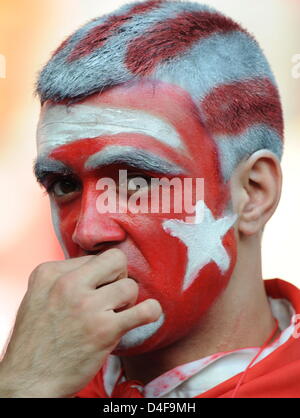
[34,157,74,184]
[84,146,187,175]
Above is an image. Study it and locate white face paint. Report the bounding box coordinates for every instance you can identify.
[50,199,69,258]
[163,201,237,291]
[37,103,183,156]
[116,313,165,350]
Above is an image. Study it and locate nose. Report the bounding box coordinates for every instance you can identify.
[72,187,126,253]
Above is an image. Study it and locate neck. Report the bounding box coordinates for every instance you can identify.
[121,234,278,384]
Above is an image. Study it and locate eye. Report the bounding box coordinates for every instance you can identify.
[48,177,81,201]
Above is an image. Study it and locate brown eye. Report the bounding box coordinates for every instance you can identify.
[51,178,81,200]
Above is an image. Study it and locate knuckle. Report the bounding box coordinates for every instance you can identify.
[70,294,90,314]
[27,273,37,288]
[118,278,138,299]
[32,262,49,277]
[51,273,75,296]
[137,302,155,323]
[29,262,57,286]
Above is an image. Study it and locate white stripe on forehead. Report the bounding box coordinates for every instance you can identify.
[37,103,183,156]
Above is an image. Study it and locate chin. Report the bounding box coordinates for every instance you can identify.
[113,313,165,356]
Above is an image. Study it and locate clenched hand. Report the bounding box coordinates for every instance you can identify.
[0,249,162,398]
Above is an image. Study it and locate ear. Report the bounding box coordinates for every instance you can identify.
[230,150,282,236]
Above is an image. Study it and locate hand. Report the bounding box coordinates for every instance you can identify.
[0,249,162,398]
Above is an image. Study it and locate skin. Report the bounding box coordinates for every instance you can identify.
[35,81,237,358]
[0,250,161,397]
[123,150,282,382]
[0,81,282,396]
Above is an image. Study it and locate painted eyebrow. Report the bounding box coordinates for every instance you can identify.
[34,157,74,184]
[84,146,187,175]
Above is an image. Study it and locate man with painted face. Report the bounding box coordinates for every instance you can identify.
[1,0,300,398]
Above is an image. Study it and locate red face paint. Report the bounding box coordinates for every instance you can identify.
[39,81,237,355]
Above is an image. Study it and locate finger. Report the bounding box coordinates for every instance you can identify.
[28,256,95,290]
[52,255,96,274]
[92,278,138,311]
[115,299,162,334]
[64,248,127,289]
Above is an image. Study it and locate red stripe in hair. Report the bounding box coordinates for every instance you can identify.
[125,11,243,75]
[67,0,163,62]
[201,78,283,138]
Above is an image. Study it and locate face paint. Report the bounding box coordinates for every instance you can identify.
[163,200,237,291]
[85,145,186,176]
[37,104,183,156]
[50,199,69,258]
[117,313,165,350]
[36,81,237,355]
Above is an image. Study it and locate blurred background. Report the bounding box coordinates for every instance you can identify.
[0,0,300,353]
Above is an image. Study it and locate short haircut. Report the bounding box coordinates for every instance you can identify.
[36,0,284,179]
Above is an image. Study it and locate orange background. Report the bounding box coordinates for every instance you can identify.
[0,0,300,352]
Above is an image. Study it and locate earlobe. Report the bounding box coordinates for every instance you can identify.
[234,151,282,236]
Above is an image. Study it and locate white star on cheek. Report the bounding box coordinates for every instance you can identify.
[162,201,237,291]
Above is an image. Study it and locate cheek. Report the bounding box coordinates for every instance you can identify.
[185,227,237,308]
[49,200,70,257]
[120,213,188,298]
[140,184,236,347]
[53,200,82,255]
[143,228,237,352]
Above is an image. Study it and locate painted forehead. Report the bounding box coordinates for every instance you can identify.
[36,81,204,157]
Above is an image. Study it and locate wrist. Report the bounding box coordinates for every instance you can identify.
[0,362,43,398]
